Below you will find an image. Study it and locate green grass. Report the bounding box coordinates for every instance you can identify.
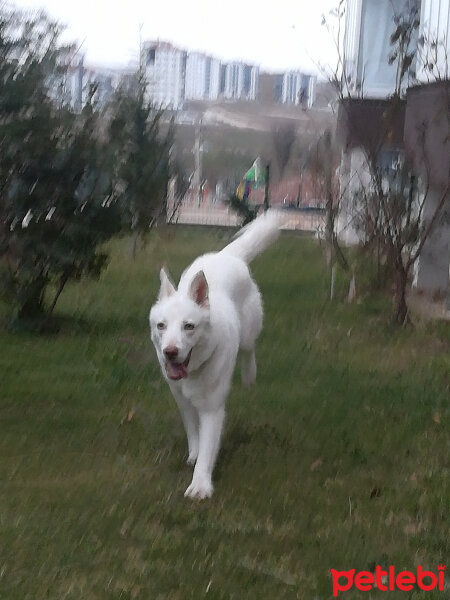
[1,228,449,599]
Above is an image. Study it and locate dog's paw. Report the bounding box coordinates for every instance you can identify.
[184,477,214,500]
[186,453,197,466]
[241,369,256,388]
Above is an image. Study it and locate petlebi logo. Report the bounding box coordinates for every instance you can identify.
[330,564,446,597]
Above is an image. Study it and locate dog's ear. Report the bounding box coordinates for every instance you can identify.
[158,267,176,300]
[189,271,209,308]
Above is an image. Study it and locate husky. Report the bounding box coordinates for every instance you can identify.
[149,211,282,499]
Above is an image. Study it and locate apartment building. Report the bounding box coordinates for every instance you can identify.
[281,72,316,108]
[185,53,221,101]
[48,53,125,111]
[337,0,450,297]
[245,64,259,100]
[48,53,84,111]
[142,41,187,110]
[141,41,261,105]
[223,62,259,100]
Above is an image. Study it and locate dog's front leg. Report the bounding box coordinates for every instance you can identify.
[184,407,225,500]
[172,393,199,465]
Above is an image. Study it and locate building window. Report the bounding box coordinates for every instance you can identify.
[357,0,420,95]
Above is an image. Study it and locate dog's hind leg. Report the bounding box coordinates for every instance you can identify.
[239,283,262,387]
[241,349,256,387]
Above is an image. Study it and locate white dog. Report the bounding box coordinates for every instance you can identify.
[149,211,282,499]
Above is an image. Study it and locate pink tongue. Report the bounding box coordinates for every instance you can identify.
[166,361,188,380]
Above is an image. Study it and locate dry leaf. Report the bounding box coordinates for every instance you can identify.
[120,409,135,425]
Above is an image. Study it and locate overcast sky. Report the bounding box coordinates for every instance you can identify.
[14,0,339,74]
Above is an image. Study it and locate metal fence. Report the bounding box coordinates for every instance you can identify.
[171,201,325,234]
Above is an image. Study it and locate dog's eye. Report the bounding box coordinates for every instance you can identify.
[184,322,195,331]
[157,322,166,330]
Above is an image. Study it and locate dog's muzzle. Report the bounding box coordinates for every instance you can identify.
[165,349,192,380]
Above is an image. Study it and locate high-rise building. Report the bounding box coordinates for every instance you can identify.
[223,63,259,100]
[224,63,244,99]
[185,53,221,101]
[281,72,316,108]
[206,57,221,101]
[219,64,227,95]
[48,53,84,111]
[141,41,259,105]
[142,41,187,109]
[48,53,126,111]
[246,65,259,100]
[273,74,284,103]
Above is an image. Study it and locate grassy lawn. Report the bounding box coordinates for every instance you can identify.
[1,227,449,599]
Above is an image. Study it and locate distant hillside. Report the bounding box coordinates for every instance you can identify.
[182,99,335,133]
[170,99,336,190]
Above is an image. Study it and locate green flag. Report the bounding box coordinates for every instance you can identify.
[244,158,264,188]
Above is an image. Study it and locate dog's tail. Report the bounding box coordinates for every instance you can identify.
[221,210,284,264]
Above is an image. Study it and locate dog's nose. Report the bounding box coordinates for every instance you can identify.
[164,346,179,360]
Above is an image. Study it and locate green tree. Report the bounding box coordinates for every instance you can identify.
[0,7,121,325]
[109,75,173,258]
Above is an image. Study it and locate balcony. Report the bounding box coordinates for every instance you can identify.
[336,97,406,154]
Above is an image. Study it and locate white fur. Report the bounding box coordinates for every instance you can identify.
[149,211,282,499]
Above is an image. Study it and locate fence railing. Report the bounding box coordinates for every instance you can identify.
[170,202,325,234]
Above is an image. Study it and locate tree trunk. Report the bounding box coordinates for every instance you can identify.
[17,283,46,320]
[393,267,409,325]
[129,230,139,260]
[129,207,140,260]
[49,273,69,314]
[330,264,336,301]
[333,232,350,270]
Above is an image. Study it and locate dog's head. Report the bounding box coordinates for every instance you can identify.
[149,267,210,380]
